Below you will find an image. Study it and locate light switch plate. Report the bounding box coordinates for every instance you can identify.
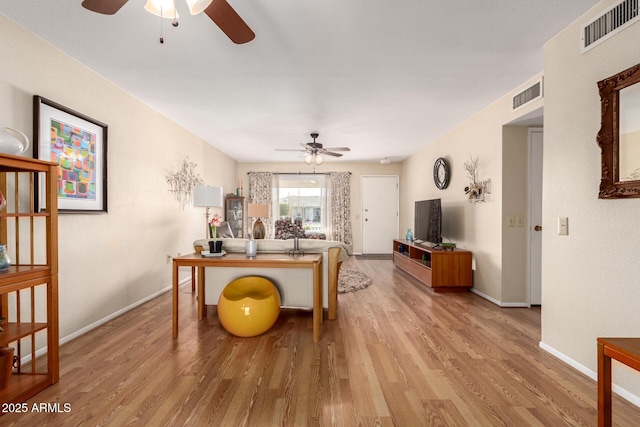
[515,215,524,227]
[558,217,568,235]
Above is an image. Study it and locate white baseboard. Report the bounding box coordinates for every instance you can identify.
[59,282,180,345]
[20,277,192,365]
[469,288,529,307]
[500,302,530,307]
[539,341,640,408]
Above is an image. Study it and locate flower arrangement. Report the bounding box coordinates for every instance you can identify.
[209,213,222,240]
[463,155,491,203]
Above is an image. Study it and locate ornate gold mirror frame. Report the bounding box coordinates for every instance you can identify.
[597,63,640,198]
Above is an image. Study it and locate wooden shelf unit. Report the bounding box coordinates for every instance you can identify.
[0,153,59,406]
[225,195,245,238]
[393,239,472,292]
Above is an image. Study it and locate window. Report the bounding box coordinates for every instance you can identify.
[273,174,328,233]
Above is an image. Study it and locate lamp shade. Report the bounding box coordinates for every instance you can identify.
[193,186,223,207]
[186,0,213,15]
[247,203,271,218]
[144,0,179,18]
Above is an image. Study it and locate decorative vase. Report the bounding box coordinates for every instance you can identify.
[208,240,223,253]
[253,218,265,239]
[0,126,30,156]
[0,244,9,270]
[245,239,257,257]
[405,228,413,242]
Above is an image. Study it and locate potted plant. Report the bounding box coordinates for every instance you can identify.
[208,213,223,253]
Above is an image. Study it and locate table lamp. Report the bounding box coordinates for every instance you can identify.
[193,185,223,238]
[247,203,270,239]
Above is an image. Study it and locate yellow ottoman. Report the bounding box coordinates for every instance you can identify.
[218,276,281,337]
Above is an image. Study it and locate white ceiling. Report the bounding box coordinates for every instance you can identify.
[0,1,598,163]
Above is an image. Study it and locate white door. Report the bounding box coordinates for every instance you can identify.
[529,128,543,305]
[362,175,398,254]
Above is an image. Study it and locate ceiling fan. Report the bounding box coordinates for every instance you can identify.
[276,133,351,165]
[81,0,255,44]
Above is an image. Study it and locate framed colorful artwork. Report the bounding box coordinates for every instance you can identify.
[33,96,108,213]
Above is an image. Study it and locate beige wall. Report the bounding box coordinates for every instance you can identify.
[236,162,402,254]
[542,0,640,399]
[400,74,543,305]
[0,15,237,341]
[501,126,529,303]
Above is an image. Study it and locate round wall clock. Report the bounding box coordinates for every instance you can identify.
[433,157,449,190]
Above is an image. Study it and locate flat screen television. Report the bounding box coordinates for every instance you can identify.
[414,199,442,245]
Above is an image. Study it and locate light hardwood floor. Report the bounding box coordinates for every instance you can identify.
[2,258,639,426]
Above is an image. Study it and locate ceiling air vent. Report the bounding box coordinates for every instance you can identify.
[513,78,543,110]
[581,0,640,53]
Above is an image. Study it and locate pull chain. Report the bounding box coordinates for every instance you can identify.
[158,4,178,44]
[159,5,164,43]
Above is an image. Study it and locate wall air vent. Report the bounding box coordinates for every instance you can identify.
[581,0,639,53]
[512,78,543,110]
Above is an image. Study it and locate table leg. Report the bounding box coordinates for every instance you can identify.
[319,260,323,324]
[327,248,339,320]
[598,341,612,427]
[172,261,179,338]
[313,260,321,342]
[191,266,196,292]
[198,266,206,319]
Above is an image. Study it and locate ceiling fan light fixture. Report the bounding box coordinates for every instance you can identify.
[186,0,213,15]
[144,0,179,18]
[304,154,313,165]
[315,154,324,165]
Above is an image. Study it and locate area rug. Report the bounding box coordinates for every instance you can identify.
[338,269,373,293]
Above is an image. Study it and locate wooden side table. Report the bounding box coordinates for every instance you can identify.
[597,337,640,427]
[173,253,323,342]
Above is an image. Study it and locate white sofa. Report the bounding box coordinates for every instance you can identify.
[193,238,351,320]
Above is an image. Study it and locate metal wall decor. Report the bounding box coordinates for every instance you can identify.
[166,156,203,209]
[463,156,491,203]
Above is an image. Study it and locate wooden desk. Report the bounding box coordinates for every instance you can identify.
[173,252,323,342]
[597,337,640,427]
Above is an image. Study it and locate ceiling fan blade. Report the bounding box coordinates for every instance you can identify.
[204,0,255,44]
[323,147,351,152]
[82,0,129,15]
[276,148,306,152]
[322,151,343,158]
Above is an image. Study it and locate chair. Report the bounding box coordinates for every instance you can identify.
[217,276,281,337]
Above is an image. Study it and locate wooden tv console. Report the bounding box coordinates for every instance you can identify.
[392,239,472,292]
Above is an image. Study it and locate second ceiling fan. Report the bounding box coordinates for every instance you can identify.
[276,133,351,165]
[81,0,255,44]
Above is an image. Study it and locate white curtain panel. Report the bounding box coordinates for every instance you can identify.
[247,172,274,238]
[330,172,352,250]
